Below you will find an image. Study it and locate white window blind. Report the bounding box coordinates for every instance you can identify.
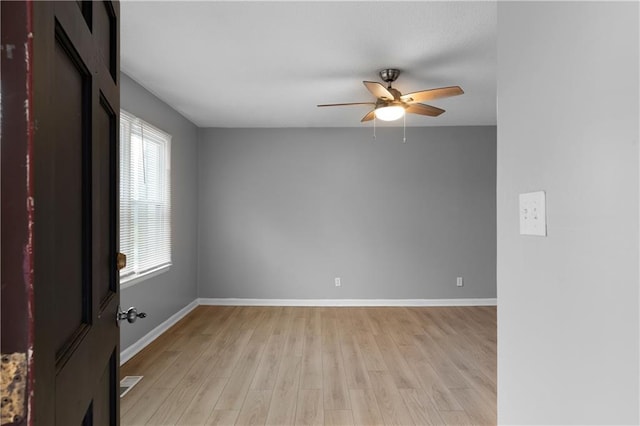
[119,110,172,284]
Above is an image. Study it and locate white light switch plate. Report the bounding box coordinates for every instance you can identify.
[519,191,547,236]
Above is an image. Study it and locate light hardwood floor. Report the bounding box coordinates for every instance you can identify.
[121,306,496,425]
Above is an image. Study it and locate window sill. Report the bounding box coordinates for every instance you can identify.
[120,264,171,290]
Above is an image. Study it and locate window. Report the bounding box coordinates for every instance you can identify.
[119,110,171,286]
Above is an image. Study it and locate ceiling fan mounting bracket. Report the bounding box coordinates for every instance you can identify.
[379,68,400,86]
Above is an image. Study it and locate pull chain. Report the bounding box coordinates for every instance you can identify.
[403,113,406,143]
[373,116,376,140]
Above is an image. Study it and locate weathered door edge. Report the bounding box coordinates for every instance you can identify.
[1,1,36,426]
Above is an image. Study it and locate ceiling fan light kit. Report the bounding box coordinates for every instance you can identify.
[374,105,405,121]
[317,68,464,123]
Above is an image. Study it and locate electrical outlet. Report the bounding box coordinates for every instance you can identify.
[456,277,464,287]
[334,277,341,287]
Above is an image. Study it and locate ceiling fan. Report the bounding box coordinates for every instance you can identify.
[317,69,464,122]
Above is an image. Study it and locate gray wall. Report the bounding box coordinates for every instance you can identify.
[198,126,496,300]
[497,2,639,424]
[120,73,199,350]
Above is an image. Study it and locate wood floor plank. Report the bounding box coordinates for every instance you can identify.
[349,388,384,426]
[398,388,445,426]
[300,329,323,390]
[253,309,282,348]
[120,387,172,425]
[235,390,272,426]
[353,332,387,372]
[306,308,322,335]
[187,307,230,337]
[412,333,470,389]
[208,328,254,378]
[200,307,242,341]
[399,344,464,412]
[265,355,302,425]
[152,344,213,390]
[442,333,496,382]
[189,309,266,380]
[215,339,267,410]
[146,369,207,424]
[284,307,306,356]
[321,313,339,347]
[176,375,229,425]
[295,389,323,426]
[373,333,421,389]
[348,309,372,335]
[272,306,293,337]
[335,308,356,344]
[386,309,425,347]
[321,311,351,411]
[146,332,235,424]
[340,334,371,390]
[395,308,426,335]
[119,331,175,377]
[438,410,474,426]
[367,370,415,426]
[322,346,351,410]
[410,308,451,340]
[169,307,203,335]
[363,308,386,335]
[324,410,355,426]
[250,332,287,390]
[120,350,181,416]
[450,386,497,426]
[206,409,240,426]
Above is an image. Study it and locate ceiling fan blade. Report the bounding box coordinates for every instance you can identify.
[317,102,376,107]
[406,103,445,117]
[363,81,395,100]
[401,86,464,103]
[361,110,375,122]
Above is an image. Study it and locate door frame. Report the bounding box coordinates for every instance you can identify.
[1,1,36,424]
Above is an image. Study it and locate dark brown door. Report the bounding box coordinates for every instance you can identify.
[31,1,121,424]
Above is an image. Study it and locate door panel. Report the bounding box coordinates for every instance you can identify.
[95,98,118,307]
[94,1,117,81]
[78,1,93,30]
[32,1,120,424]
[51,26,92,363]
[94,351,118,425]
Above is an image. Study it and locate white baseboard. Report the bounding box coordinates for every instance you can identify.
[120,297,496,364]
[120,300,198,366]
[197,298,497,307]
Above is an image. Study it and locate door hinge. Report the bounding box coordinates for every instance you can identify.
[117,252,127,270]
[1,352,26,425]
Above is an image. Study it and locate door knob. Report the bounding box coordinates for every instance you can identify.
[117,306,147,324]
[117,253,127,270]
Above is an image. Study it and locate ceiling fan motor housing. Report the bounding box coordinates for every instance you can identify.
[379,68,400,85]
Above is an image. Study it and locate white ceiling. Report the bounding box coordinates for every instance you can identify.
[121,1,496,128]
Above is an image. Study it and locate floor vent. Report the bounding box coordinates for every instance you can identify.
[119,375,143,398]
